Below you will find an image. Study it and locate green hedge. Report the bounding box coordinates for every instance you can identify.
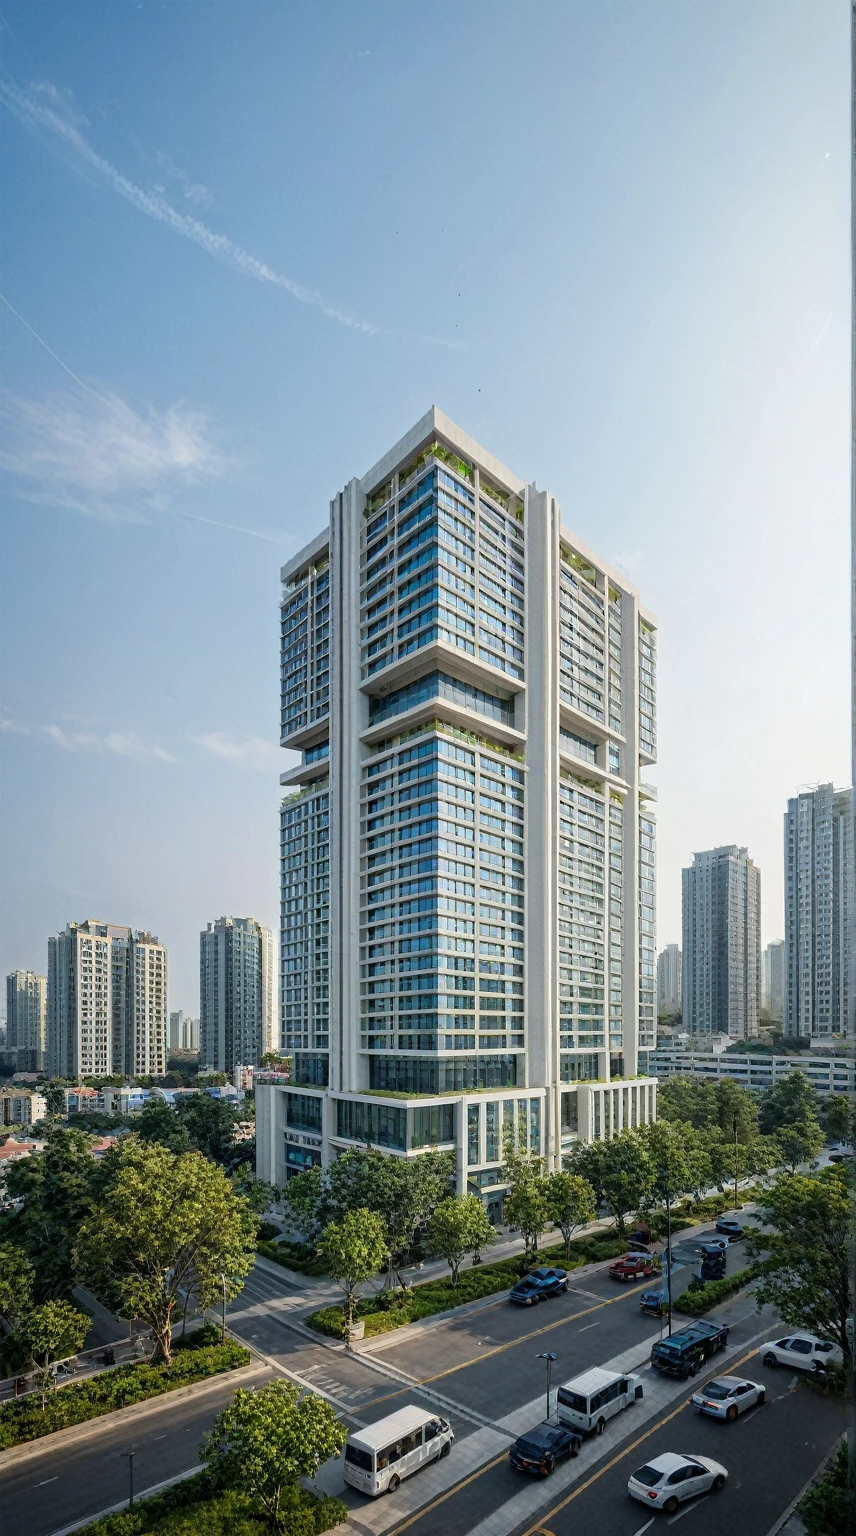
[307,1233,628,1339]
[71,1472,347,1536]
[256,1239,329,1277]
[0,1335,251,1449]
[673,1267,755,1316]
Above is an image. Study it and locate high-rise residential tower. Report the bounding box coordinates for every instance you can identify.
[6,971,47,1070]
[656,944,681,1017]
[784,784,852,1040]
[762,940,785,1024]
[682,846,761,1039]
[169,1010,200,1053]
[257,410,658,1201]
[200,917,274,1076]
[47,921,167,1078]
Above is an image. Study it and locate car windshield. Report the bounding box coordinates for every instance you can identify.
[517,1428,554,1453]
[516,1278,537,1289]
[703,1382,732,1400]
[633,1465,664,1487]
[530,1270,548,1279]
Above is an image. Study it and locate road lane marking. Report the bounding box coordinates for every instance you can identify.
[384,1450,510,1535]
[631,1520,656,1536]
[577,1322,601,1332]
[36,1476,59,1486]
[516,1341,763,1536]
[667,1494,709,1523]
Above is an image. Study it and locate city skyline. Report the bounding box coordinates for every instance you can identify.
[0,3,849,1013]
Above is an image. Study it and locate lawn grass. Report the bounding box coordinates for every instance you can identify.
[0,1329,251,1450]
[307,1233,628,1339]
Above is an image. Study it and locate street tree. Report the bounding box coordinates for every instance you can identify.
[746,1167,851,1358]
[0,1242,34,1325]
[774,1116,824,1175]
[821,1095,851,1144]
[77,1138,256,1363]
[201,1380,347,1532]
[44,1082,66,1119]
[566,1139,609,1206]
[428,1195,494,1284]
[279,1163,325,1243]
[639,1120,691,1219]
[174,1094,241,1165]
[21,1298,88,1408]
[318,1208,388,1330]
[758,1070,817,1135]
[544,1171,596,1260]
[713,1078,759,1142]
[656,1076,718,1130]
[136,1099,193,1154]
[589,1132,653,1237]
[504,1179,549,1260]
[5,1127,100,1299]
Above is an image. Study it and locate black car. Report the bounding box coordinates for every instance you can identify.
[715,1219,744,1240]
[509,1268,569,1305]
[510,1422,582,1476]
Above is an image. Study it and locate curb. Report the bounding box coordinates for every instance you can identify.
[764,1434,846,1536]
[0,1362,267,1469]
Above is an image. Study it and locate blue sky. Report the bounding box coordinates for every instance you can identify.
[0,1,849,1016]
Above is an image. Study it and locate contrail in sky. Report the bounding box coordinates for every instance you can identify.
[0,75,378,335]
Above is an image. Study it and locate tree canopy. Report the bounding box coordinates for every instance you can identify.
[544,1171,596,1259]
[318,1208,387,1328]
[4,1127,100,1299]
[428,1194,494,1284]
[758,1070,818,1135]
[747,1167,852,1357]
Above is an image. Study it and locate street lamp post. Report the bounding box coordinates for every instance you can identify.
[536,1352,558,1422]
[733,1113,740,1210]
[665,1194,673,1338]
[121,1450,135,1508]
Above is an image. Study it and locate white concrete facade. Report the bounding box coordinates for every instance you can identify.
[200,917,274,1076]
[47,920,167,1078]
[648,1045,855,1098]
[681,846,761,1039]
[784,784,852,1040]
[262,411,657,1199]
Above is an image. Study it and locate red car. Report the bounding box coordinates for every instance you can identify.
[609,1254,655,1282]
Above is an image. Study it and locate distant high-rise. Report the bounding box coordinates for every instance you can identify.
[784,785,852,1040]
[656,945,681,1016]
[47,921,167,1078]
[682,846,761,1038]
[6,971,47,1070]
[762,940,785,1024]
[168,1010,200,1054]
[200,917,273,1076]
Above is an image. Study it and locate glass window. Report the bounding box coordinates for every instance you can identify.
[529,1098,540,1153]
[411,1103,454,1147]
[468,1104,480,1165]
[285,1092,322,1132]
[485,1101,499,1162]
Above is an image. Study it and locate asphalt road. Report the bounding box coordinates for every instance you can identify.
[1,1216,803,1536]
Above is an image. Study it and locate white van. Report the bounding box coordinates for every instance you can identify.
[556,1366,644,1436]
[343,1405,454,1497]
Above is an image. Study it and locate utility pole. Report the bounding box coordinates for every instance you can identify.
[536,1352,558,1422]
[121,1450,135,1508]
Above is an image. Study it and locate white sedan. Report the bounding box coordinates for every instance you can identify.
[760,1334,843,1373]
[628,1453,728,1514]
[691,1376,765,1421]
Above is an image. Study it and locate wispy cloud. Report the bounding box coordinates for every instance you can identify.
[2,716,176,763]
[0,384,223,522]
[193,732,279,772]
[154,149,213,209]
[0,75,377,335]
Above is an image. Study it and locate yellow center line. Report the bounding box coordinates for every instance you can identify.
[359,1286,637,1412]
[383,1339,763,1536]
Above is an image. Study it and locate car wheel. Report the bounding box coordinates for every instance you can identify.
[440,1442,451,1458]
[810,1360,821,1373]
[545,1457,555,1476]
[388,1475,400,1493]
[758,1390,766,1405]
[595,1417,606,1436]
[713,1475,726,1492]
[688,1362,698,1378]
[764,1352,778,1367]
[726,1405,738,1422]
[664,1497,679,1516]
[571,1441,580,1457]
[563,1281,569,1291]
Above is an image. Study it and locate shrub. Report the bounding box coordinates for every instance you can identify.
[673,1267,755,1316]
[71,1474,347,1536]
[255,1221,280,1244]
[256,1240,328,1277]
[0,1342,250,1449]
[799,1444,854,1536]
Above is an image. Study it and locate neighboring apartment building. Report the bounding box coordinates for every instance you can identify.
[0,1088,48,1125]
[784,784,853,1041]
[656,944,681,1016]
[5,970,47,1071]
[200,917,274,1076]
[648,1045,855,1099]
[682,846,761,1039]
[762,940,785,1023]
[169,1009,200,1053]
[47,920,168,1078]
[257,409,658,1206]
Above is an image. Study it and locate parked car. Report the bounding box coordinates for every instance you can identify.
[695,1245,727,1282]
[650,1321,730,1379]
[639,1289,667,1317]
[715,1219,744,1240]
[509,1422,581,1475]
[691,1375,765,1420]
[628,1453,728,1514]
[509,1267,569,1305]
[697,1236,728,1254]
[829,1149,853,1163]
[760,1334,844,1373]
[609,1254,655,1282]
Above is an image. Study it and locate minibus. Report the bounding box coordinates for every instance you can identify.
[343,1405,454,1496]
[556,1366,644,1435]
